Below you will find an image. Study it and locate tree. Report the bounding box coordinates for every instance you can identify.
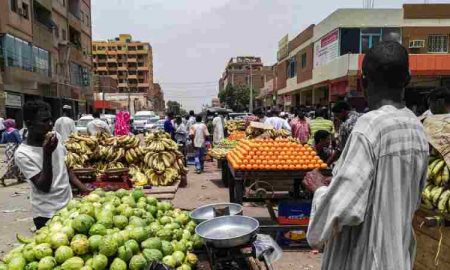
[218,84,250,112]
[166,100,187,116]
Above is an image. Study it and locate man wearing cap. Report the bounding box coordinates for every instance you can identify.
[54,105,76,142]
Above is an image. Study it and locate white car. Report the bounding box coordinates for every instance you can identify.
[133,111,156,134]
[76,115,94,135]
[144,117,160,131]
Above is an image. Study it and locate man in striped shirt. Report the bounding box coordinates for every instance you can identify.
[304,41,429,270]
[308,108,335,145]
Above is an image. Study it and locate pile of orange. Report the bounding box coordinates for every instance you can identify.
[227,138,327,171]
[227,131,246,141]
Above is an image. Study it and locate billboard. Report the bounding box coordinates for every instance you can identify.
[314,29,339,68]
[277,34,289,61]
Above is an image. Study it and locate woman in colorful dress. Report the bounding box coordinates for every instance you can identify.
[0,119,23,186]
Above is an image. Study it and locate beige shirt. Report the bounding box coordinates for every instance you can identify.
[189,122,210,148]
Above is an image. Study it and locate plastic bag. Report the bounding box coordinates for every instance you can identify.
[253,234,282,264]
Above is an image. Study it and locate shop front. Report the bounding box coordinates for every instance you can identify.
[4,91,23,128]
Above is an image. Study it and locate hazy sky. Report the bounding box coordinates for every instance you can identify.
[91,0,446,111]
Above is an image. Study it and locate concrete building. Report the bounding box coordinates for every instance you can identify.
[218,56,274,110]
[92,34,156,114]
[0,0,93,126]
[272,3,450,113]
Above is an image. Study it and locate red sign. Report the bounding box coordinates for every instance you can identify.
[321,29,339,47]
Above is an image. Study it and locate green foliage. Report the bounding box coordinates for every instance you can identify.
[218,84,250,112]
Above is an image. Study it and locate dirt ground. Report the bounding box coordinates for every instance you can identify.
[0,146,321,269]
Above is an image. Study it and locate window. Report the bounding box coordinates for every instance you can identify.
[428,35,449,53]
[10,0,17,12]
[80,11,84,23]
[1,34,50,76]
[22,2,29,19]
[85,14,89,26]
[287,57,296,78]
[301,53,307,69]
[361,28,382,54]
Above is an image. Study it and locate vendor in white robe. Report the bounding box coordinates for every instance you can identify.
[212,113,224,145]
[303,42,428,270]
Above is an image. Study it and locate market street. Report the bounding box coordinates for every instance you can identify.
[0,146,321,269]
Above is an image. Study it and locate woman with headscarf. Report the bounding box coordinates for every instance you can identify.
[115,110,131,136]
[0,119,23,185]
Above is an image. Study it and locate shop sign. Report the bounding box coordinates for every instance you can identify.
[5,92,22,108]
[314,29,339,68]
[277,34,289,61]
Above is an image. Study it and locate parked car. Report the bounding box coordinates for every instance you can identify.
[132,111,156,134]
[76,115,94,135]
[228,112,252,120]
[144,118,160,132]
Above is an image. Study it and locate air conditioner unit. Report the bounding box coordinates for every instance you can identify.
[409,40,425,49]
[59,40,69,46]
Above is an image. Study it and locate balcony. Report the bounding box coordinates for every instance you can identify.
[93,49,106,55]
[118,83,128,88]
[136,49,148,54]
[109,75,118,80]
[107,58,117,63]
[108,67,118,72]
[127,58,137,63]
[107,50,117,55]
[138,83,150,88]
[118,66,127,71]
[128,75,138,80]
[138,66,149,71]
[32,21,53,51]
[96,66,108,72]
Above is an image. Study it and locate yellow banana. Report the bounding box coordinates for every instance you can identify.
[431,160,445,178]
[437,190,450,213]
[431,186,444,206]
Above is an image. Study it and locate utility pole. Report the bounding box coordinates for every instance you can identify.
[248,64,253,113]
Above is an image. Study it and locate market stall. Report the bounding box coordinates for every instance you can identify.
[414,115,450,270]
[65,131,188,193]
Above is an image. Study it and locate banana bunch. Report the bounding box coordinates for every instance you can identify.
[116,135,140,148]
[145,132,178,151]
[263,129,291,139]
[145,168,180,186]
[225,120,246,133]
[132,171,149,186]
[422,183,450,213]
[65,152,90,169]
[125,147,145,164]
[208,148,230,159]
[428,156,450,186]
[144,131,171,144]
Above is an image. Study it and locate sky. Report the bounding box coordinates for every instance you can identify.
[91,0,448,112]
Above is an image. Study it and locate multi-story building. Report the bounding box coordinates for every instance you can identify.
[92,34,156,114]
[0,0,93,126]
[271,3,450,113]
[218,56,274,110]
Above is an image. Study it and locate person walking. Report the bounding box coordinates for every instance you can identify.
[303,41,428,270]
[308,108,335,145]
[54,105,76,142]
[212,113,224,145]
[189,115,210,174]
[290,110,310,144]
[0,119,23,186]
[264,109,291,131]
[15,101,90,229]
[87,111,111,136]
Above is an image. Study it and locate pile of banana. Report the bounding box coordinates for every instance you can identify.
[225,120,246,133]
[65,134,99,169]
[209,148,229,159]
[143,131,188,186]
[262,129,291,139]
[421,155,450,213]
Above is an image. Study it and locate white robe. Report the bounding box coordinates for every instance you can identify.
[212,116,224,144]
[308,105,429,270]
